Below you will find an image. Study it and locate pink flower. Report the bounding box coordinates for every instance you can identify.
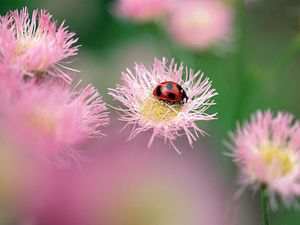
[16,127,232,225]
[0,7,79,82]
[79,133,231,225]
[1,81,109,163]
[109,58,217,152]
[0,64,23,105]
[168,0,233,51]
[0,145,20,222]
[0,127,46,224]
[229,111,300,208]
[115,0,173,23]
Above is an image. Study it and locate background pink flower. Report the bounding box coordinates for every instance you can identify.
[0,8,79,82]
[168,0,234,51]
[0,64,23,106]
[229,111,300,208]
[81,122,232,225]
[1,81,109,163]
[114,0,173,22]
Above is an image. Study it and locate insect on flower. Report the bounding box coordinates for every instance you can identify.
[109,58,217,153]
[153,81,188,103]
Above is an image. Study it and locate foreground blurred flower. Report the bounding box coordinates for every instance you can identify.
[0,130,44,224]
[0,64,23,105]
[1,81,109,162]
[229,111,300,208]
[0,140,19,224]
[114,0,172,23]
[168,0,233,51]
[0,7,79,82]
[109,58,217,152]
[79,131,230,225]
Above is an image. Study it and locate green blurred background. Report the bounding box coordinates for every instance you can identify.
[1,0,300,224]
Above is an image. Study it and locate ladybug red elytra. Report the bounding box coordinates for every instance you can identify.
[153,81,188,103]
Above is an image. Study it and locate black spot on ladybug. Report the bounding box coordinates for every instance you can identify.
[176,84,183,91]
[156,86,162,96]
[153,81,188,103]
[168,93,176,100]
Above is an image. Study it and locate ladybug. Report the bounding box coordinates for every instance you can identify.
[153,81,188,103]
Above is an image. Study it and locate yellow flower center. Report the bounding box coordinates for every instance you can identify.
[15,40,37,57]
[140,96,182,124]
[24,108,57,136]
[14,28,45,56]
[261,146,294,177]
[14,39,47,76]
[189,11,212,29]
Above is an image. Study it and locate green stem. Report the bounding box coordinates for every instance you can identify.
[231,1,247,126]
[261,186,271,225]
[267,34,300,78]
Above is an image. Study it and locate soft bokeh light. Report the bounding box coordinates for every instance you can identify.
[167,0,233,51]
[27,121,234,225]
[114,0,173,22]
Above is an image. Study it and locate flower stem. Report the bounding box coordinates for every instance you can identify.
[267,33,300,78]
[261,185,270,225]
[230,0,248,126]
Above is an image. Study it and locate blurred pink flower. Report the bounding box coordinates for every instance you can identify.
[0,64,23,106]
[23,170,87,225]
[0,144,20,223]
[229,110,300,208]
[1,81,109,163]
[13,122,252,225]
[0,124,87,224]
[78,129,231,225]
[0,128,46,224]
[109,58,217,152]
[115,0,173,23]
[0,7,79,82]
[168,0,233,51]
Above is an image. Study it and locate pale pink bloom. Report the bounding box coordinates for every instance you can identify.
[1,81,109,162]
[23,169,87,225]
[0,7,79,82]
[0,143,20,221]
[229,111,300,208]
[0,64,23,105]
[168,0,233,51]
[80,133,231,225]
[109,58,217,152]
[115,0,173,22]
[0,128,46,224]
[17,128,231,225]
